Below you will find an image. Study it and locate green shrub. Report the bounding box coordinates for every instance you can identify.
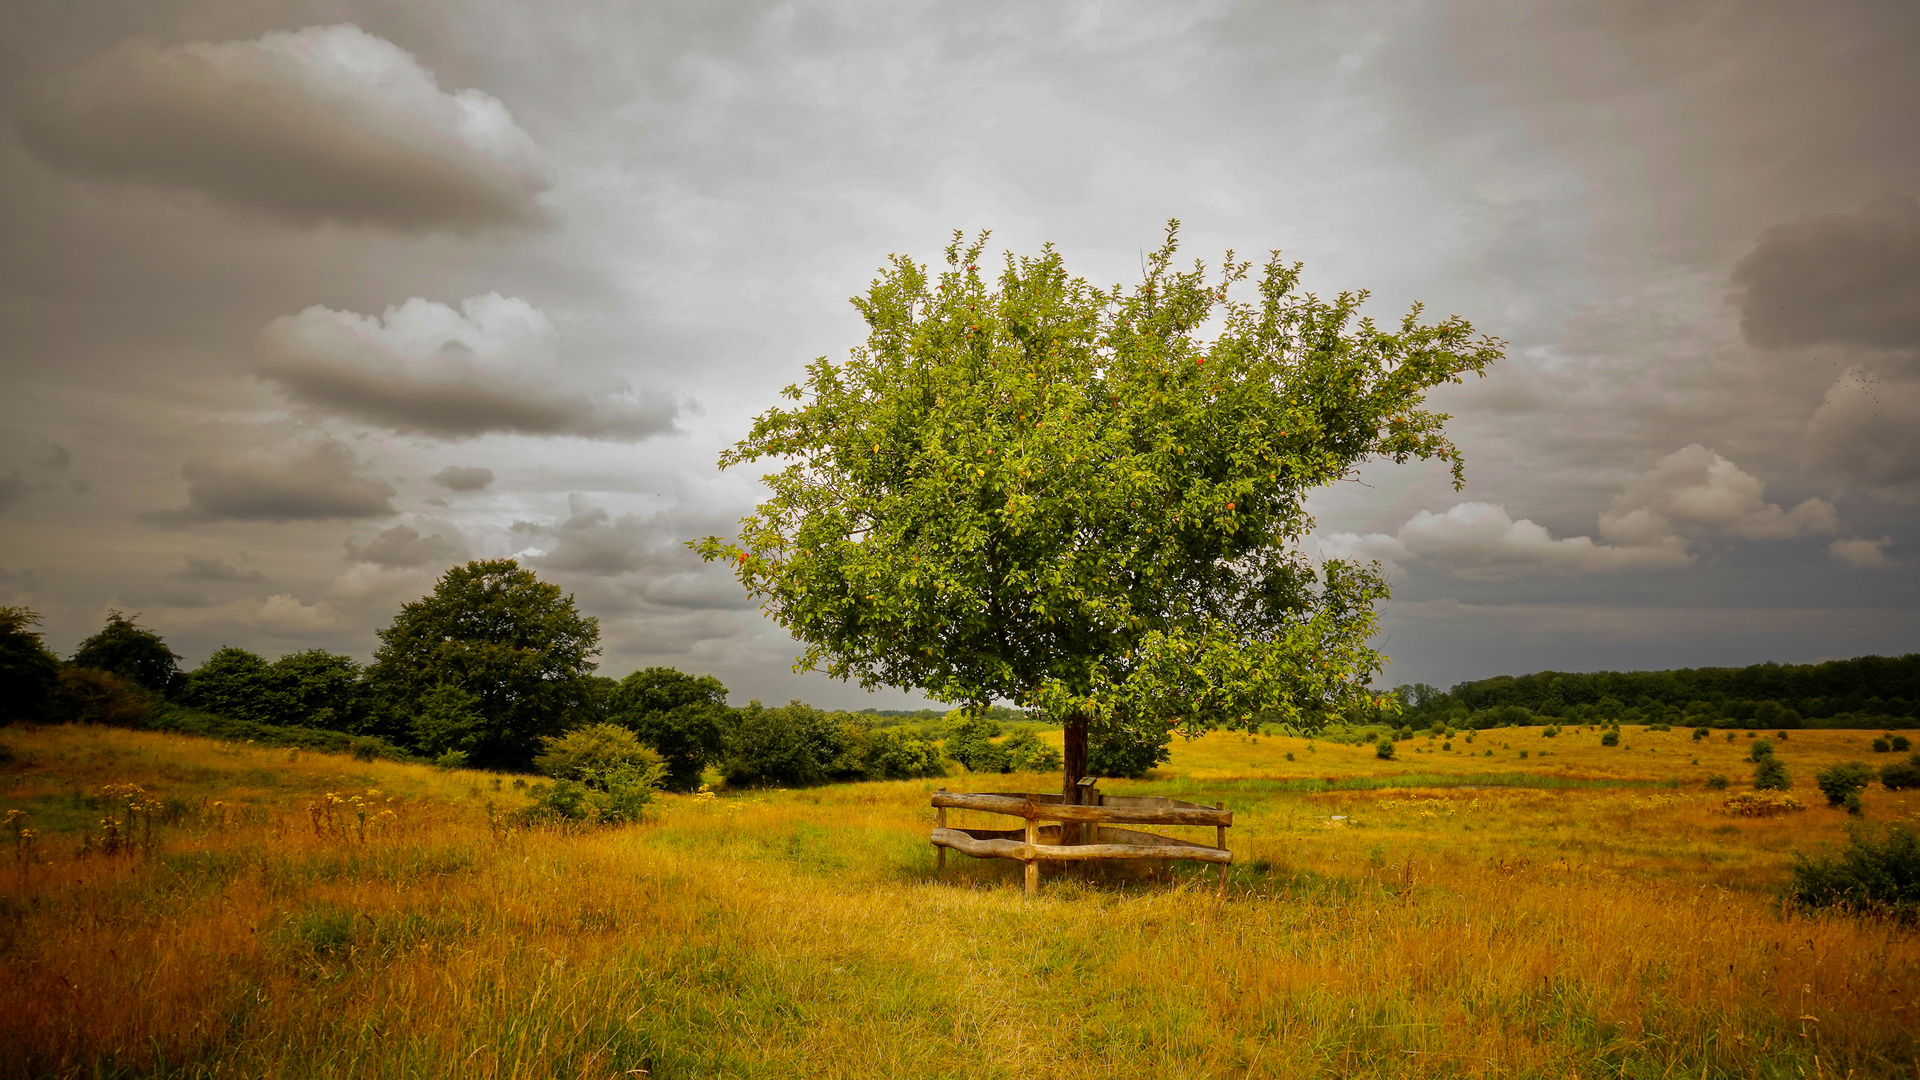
[1705,774,1730,790]
[534,723,660,781]
[1001,728,1062,773]
[1692,727,1710,741]
[1599,729,1619,747]
[1873,737,1893,753]
[1894,735,1913,752]
[434,750,469,770]
[1753,757,1791,791]
[1747,739,1776,763]
[1086,724,1172,779]
[723,701,844,787]
[1375,739,1396,761]
[1815,761,1874,807]
[53,667,151,727]
[863,728,947,780]
[520,761,664,825]
[1542,725,1560,738]
[1785,824,1920,923]
[1881,754,1920,791]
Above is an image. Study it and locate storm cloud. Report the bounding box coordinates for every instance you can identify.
[1734,194,1920,352]
[343,524,460,569]
[431,465,494,492]
[146,436,396,524]
[256,295,677,440]
[15,24,552,232]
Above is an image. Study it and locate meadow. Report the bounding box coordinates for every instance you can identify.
[1,722,1916,1079]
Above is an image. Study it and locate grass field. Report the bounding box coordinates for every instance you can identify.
[2,722,1916,1079]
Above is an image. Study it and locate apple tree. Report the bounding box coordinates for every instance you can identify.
[695,223,1501,805]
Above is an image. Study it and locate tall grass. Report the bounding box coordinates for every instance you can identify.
[0,724,1916,1078]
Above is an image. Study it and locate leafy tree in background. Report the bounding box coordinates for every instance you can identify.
[611,667,732,792]
[71,610,183,696]
[698,223,1501,808]
[186,647,368,731]
[367,560,600,770]
[0,606,61,725]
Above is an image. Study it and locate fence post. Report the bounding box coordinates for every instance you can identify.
[1215,801,1228,897]
[935,788,947,870]
[1023,799,1038,896]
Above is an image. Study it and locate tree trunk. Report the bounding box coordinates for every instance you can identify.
[1060,712,1088,845]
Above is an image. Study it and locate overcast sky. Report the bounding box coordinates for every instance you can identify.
[2,0,1916,707]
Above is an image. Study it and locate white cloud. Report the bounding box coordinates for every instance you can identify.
[1828,537,1895,568]
[257,294,676,440]
[1321,446,1838,580]
[17,25,550,231]
[1598,443,1836,545]
[1318,502,1688,581]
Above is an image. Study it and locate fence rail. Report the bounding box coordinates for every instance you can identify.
[930,787,1232,895]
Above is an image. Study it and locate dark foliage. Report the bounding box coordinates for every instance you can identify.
[1881,754,1920,791]
[611,668,732,792]
[1395,653,1920,730]
[1786,825,1920,923]
[366,560,600,770]
[1815,762,1875,807]
[0,606,61,725]
[70,611,184,696]
[53,667,151,726]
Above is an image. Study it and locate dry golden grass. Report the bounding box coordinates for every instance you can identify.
[1,722,1915,1079]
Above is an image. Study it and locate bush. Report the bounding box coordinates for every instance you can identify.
[1747,739,1776,763]
[145,701,409,758]
[1785,824,1920,923]
[1086,724,1171,779]
[864,728,947,780]
[534,724,661,782]
[0,606,61,725]
[721,701,855,787]
[1001,728,1063,773]
[1705,774,1730,790]
[1753,757,1791,790]
[1724,791,1804,817]
[520,762,665,825]
[1873,737,1893,753]
[1894,735,1913,752]
[53,667,151,727]
[1692,727,1710,741]
[944,713,1008,773]
[1815,761,1875,808]
[1375,739,1396,761]
[1880,754,1920,791]
[1600,729,1619,747]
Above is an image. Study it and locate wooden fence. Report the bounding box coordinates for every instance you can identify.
[930,788,1232,895]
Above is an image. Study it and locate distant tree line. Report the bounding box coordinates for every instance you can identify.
[1391,654,1920,731]
[0,560,1162,787]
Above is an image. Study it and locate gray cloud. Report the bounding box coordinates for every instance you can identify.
[16,24,552,233]
[432,465,494,491]
[256,295,677,440]
[1805,367,1920,501]
[517,495,664,576]
[0,472,26,513]
[35,442,71,470]
[177,555,266,583]
[1734,194,1920,351]
[343,524,460,569]
[146,436,396,524]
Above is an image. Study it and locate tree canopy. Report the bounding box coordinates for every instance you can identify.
[367,559,600,770]
[697,223,1500,792]
[609,667,732,792]
[0,606,61,725]
[70,610,183,696]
